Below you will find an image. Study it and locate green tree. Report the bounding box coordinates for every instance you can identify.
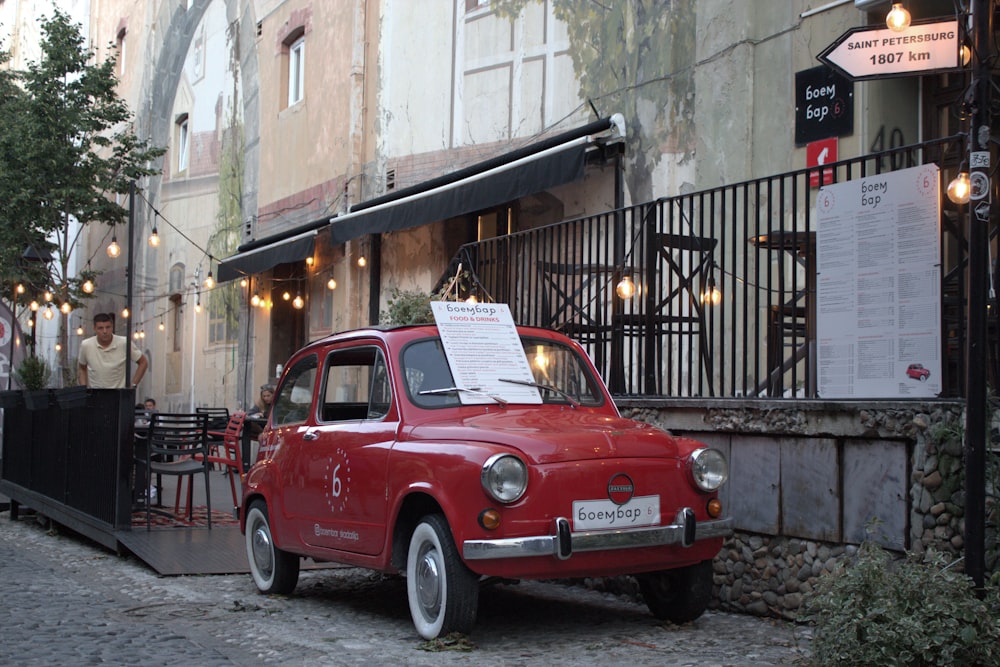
[0,9,164,381]
[492,0,696,203]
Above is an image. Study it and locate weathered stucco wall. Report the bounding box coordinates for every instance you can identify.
[614,398,996,619]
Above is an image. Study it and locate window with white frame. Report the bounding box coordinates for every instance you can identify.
[176,114,189,173]
[116,28,126,75]
[287,36,305,107]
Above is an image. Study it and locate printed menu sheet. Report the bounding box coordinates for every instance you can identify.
[431,302,542,404]
[816,164,941,398]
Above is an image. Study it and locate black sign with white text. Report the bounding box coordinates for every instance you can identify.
[795,65,854,146]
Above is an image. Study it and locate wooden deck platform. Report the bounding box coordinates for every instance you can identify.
[115,525,249,576]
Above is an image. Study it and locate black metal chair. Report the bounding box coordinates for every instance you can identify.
[142,412,212,529]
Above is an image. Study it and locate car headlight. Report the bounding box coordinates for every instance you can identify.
[481,454,528,503]
[689,448,728,492]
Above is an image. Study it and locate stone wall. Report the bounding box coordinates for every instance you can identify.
[613,398,997,619]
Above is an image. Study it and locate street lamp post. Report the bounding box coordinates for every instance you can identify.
[964,0,990,593]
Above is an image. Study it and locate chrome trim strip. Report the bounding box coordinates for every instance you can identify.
[463,513,733,561]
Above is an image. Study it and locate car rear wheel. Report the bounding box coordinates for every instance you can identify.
[637,560,713,624]
[406,514,479,639]
[245,500,300,594]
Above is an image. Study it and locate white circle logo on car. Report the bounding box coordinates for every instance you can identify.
[325,447,352,513]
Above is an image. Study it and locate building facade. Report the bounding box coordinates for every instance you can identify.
[4,0,958,409]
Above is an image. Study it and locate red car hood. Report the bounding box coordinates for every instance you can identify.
[405,409,683,464]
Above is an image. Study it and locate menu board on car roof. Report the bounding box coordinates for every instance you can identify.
[431,301,542,404]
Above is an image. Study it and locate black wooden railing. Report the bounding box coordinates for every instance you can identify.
[442,135,979,398]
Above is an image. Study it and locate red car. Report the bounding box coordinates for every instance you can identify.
[241,324,731,639]
[906,363,930,381]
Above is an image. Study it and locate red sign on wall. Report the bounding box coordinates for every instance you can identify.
[807,137,837,188]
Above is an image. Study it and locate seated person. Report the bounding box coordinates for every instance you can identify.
[246,383,274,438]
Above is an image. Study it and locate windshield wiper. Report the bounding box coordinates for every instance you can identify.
[418,386,508,407]
[498,378,580,408]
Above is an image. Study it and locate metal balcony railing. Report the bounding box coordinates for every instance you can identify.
[442,135,978,398]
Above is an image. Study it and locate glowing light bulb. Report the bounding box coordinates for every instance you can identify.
[292,295,304,309]
[158,321,165,331]
[195,301,202,314]
[43,307,54,320]
[82,279,94,294]
[886,3,910,32]
[29,301,39,312]
[121,307,129,318]
[465,295,478,304]
[240,278,248,288]
[282,291,291,301]
[43,290,53,302]
[357,256,367,268]
[60,302,72,314]
[107,238,121,258]
[148,228,160,247]
[15,284,25,294]
[204,272,214,289]
[327,278,337,290]
[616,276,636,300]
[76,325,84,335]
[947,172,971,204]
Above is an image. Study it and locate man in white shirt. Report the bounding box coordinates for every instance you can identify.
[78,312,148,389]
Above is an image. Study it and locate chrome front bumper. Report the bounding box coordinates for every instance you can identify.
[463,508,733,561]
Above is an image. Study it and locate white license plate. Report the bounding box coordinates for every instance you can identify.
[572,495,660,531]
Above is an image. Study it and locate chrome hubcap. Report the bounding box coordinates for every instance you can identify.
[251,523,274,577]
[415,545,441,618]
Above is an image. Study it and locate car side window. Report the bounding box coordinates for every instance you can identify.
[272,355,318,426]
[320,346,392,422]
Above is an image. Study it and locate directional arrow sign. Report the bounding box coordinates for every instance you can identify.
[819,19,959,81]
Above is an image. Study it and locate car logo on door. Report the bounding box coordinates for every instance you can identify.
[607,473,634,505]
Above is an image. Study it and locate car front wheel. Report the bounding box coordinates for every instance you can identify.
[637,560,713,624]
[406,514,479,639]
[245,500,300,594]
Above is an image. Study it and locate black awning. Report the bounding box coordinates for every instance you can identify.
[216,230,317,283]
[329,133,595,245]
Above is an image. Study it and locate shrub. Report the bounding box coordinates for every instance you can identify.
[13,355,52,390]
[807,541,1000,666]
[380,288,435,325]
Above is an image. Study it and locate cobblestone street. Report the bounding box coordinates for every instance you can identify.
[0,511,811,666]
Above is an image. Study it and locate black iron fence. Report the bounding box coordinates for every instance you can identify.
[444,135,978,398]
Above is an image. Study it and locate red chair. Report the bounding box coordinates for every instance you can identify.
[177,412,246,516]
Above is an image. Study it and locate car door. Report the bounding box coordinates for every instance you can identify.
[296,343,397,556]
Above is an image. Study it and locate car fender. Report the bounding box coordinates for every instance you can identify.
[384,440,509,550]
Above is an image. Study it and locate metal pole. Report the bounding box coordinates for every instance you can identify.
[125,181,135,388]
[189,269,200,412]
[964,0,990,593]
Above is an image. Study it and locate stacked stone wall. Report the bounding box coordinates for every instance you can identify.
[609,399,997,619]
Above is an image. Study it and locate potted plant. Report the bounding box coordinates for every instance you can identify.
[14,355,52,410]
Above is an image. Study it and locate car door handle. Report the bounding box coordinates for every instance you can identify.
[302,430,319,441]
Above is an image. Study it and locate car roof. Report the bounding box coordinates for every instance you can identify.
[292,322,571,356]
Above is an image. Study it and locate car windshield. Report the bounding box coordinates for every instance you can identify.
[402,336,604,408]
